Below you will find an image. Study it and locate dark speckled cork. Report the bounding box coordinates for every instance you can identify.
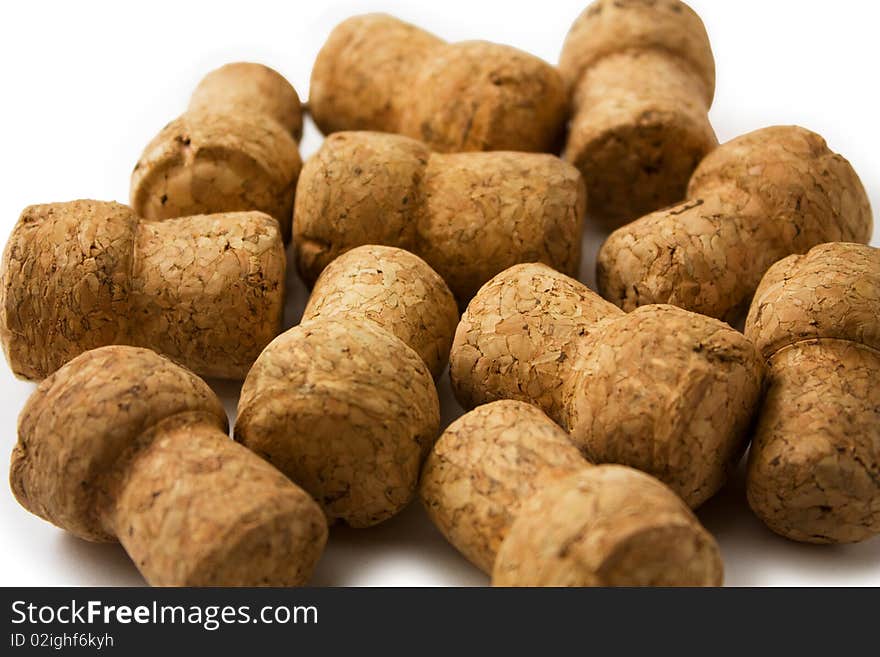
[597,126,873,321]
[309,14,567,153]
[236,245,454,528]
[745,242,880,543]
[450,263,764,507]
[559,0,718,228]
[10,346,327,586]
[0,200,285,380]
[293,131,585,304]
[131,63,302,241]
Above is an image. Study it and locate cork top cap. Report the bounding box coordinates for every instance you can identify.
[0,201,139,380]
[10,346,227,541]
[303,244,458,378]
[688,126,873,244]
[189,62,303,141]
[745,242,880,359]
[559,0,715,104]
[402,40,567,152]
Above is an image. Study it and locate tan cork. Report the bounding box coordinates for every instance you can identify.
[492,466,723,586]
[293,131,585,303]
[597,125,873,321]
[303,245,459,379]
[309,14,567,153]
[131,63,302,241]
[562,304,765,507]
[420,400,587,574]
[744,242,880,543]
[10,346,327,586]
[450,263,764,507]
[0,200,285,380]
[559,0,717,228]
[236,246,455,527]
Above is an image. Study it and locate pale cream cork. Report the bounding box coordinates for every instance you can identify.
[597,126,873,321]
[744,242,880,543]
[309,14,567,153]
[131,63,302,241]
[10,346,327,586]
[492,466,723,587]
[293,131,585,304]
[0,200,285,380]
[559,0,717,228]
[450,263,764,507]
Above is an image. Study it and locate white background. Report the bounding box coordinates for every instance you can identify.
[1,0,878,586]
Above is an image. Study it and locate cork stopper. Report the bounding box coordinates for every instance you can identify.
[10,346,327,586]
[309,14,567,153]
[449,263,619,422]
[0,200,285,380]
[397,40,568,153]
[562,304,764,507]
[558,0,715,97]
[746,244,880,358]
[294,132,430,287]
[235,319,439,528]
[131,63,302,241]
[559,0,717,228]
[238,245,455,528]
[492,466,724,586]
[420,400,587,573]
[303,245,459,379]
[309,14,444,137]
[744,242,880,543]
[449,263,765,507]
[597,125,873,321]
[293,131,585,304]
[189,62,304,140]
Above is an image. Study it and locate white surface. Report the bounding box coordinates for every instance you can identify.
[1,0,878,587]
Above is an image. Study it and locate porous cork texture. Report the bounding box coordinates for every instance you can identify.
[419,400,587,573]
[492,466,723,586]
[131,62,302,241]
[559,0,717,228]
[0,200,285,380]
[562,304,764,507]
[189,62,304,140]
[598,125,873,321]
[293,131,585,303]
[303,245,459,379]
[309,14,567,153]
[744,242,880,543]
[10,346,327,586]
[450,263,620,422]
[235,320,440,528]
[451,263,764,507]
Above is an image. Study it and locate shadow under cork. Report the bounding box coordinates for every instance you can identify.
[284,240,311,331]
[310,501,487,588]
[697,455,880,587]
[578,215,605,293]
[57,533,145,586]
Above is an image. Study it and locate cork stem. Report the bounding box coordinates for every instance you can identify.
[105,414,325,586]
